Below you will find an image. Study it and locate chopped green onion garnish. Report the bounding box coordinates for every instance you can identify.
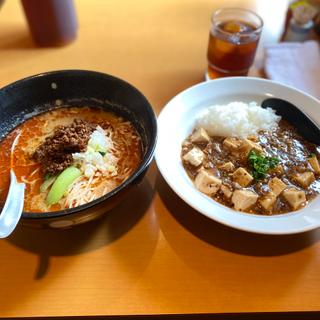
[248,150,279,181]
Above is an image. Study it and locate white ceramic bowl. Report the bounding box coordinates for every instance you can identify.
[155,77,320,235]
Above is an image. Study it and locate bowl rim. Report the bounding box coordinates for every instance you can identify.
[0,69,157,219]
[156,76,320,235]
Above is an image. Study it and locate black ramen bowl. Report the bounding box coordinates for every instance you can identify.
[0,70,157,228]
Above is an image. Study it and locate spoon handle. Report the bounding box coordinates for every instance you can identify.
[0,170,25,238]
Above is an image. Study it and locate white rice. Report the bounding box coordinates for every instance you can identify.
[196,101,280,138]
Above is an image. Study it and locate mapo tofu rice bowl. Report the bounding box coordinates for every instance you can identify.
[182,101,320,215]
[156,77,320,234]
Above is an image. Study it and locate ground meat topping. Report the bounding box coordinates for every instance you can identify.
[33,119,96,175]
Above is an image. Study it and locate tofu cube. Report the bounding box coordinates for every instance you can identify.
[308,155,320,174]
[191,127,210,143]
[293,172,315,188]
[223,137,243,151]
[232,167,253,187]
[218,161,235,172]
[269,164,284,175]
[221,184,233,199]
[194,169,222,195]
[231,189,258,211]
[268,177,287,196]
[282,188,306,210]
[183,147,204,166]
[241,139,263,155]
[259,192,277,211]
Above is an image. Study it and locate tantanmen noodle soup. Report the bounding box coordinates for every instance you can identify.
[0,107,142,212]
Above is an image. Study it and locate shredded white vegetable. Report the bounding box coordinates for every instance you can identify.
[62,123,139,208]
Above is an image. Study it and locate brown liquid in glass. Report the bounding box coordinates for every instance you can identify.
[207,20,260,79]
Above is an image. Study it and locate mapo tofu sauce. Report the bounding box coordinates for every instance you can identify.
[181,120,320,215]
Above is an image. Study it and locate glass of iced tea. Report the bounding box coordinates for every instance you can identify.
[207,8,263,79]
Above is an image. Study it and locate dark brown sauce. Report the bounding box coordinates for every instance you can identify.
[181,120,320,215]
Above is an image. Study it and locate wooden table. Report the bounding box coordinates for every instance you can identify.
[2,0,320,318]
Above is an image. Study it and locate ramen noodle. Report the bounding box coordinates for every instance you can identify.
[0,107,142,212]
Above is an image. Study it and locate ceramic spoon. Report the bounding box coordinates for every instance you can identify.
[0,170,25,238]
[261,98,320,144]
[0,132,25,238]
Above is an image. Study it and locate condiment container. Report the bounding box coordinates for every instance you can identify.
[21,0,77,47]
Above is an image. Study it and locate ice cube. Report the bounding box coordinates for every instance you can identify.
[222,20,253,35]
[215,38,235,53]
[223,21,242,33]
[229,34,241,44]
